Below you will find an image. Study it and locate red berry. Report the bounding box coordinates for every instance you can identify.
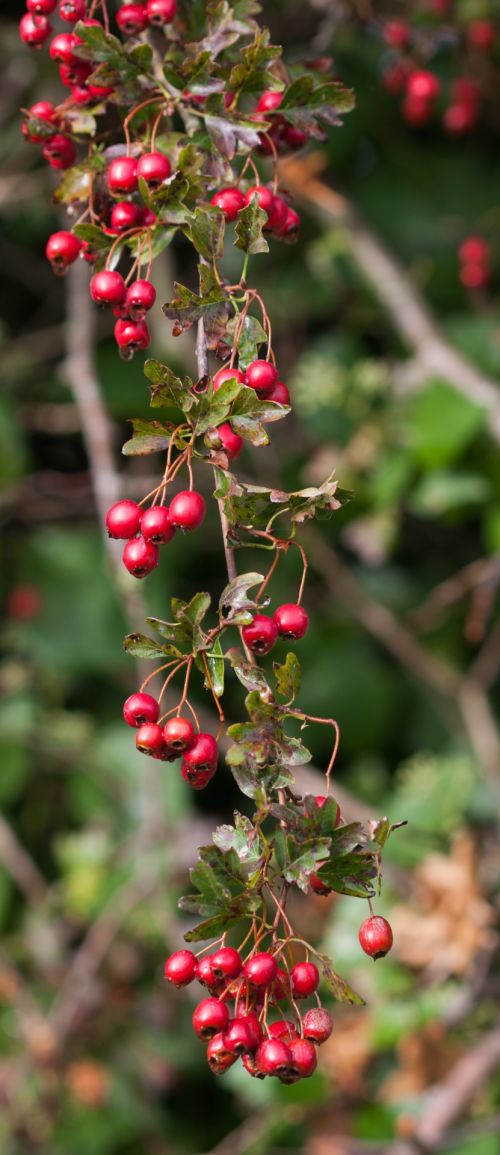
[468,20,495,51]
[90,270,127,305]
[116,3,148,34]
[358,915,393,960]
[255,1038,292,1077]
[266,196,289,235]
[146,0,177,24]
[266,380,290,405]
[244,952,278,988]
[110,201,142,233]
[288,1038,317,1078]
[268,1020,299,1044]
[123,692,159,728]
[42,134,76,169]
[244,359,279,394]
[141,207,157,228]
[114,319,151,353]
[105,499,142,539]
[59,0,86,20]
[20,13,52,47]
[211,947,242,980]
[402,96,433,128]
[126,279,156,317]
[242,614,278,656]
[242,1052,265,1078]
[239,1012,263,1049]
[140,505,175,544]
[290,961,319,998]
[407,70,440,102]
[22,100,56,142]
[213,366,245,391]
[45,230,81,273]
[181,733,218,782]
[222,1019,255,1055]
[443,104,478,135]
[27,0,57,13]
[215,423,243,460]
[122,536,159,577]
[284,125,308,150]
[383,19,409,48]
[206,1032,237,1074]
[7,585,42,621]
[49,32,80,62]
[136,151,172,186]
[310,873,333,897]
[256,90,283,113]
[107,156,138,195]
[136,721,165,755]
[460,263,489,290]
[59,60,91,87]
[211,186,246,221]
[162,716,195,752]
[302,1007,333,1045]
[273,603,309,640]
[195,956,219,990]
[169,490,206,530]
[182,766,216,791]
[382,64,409,95]
[458,236,490,265]
[244,185,275,216]
[164,949,197,987]
[192,998,229,1040]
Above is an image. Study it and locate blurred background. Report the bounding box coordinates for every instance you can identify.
[0,2,499,1153]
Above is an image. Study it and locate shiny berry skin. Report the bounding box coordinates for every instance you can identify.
[146,0,177,24]
[302,1007,333,1045]
[105,499,142,539]
[59,0,86,20]
[114,319,151,352]
[244,952,278,988]
[43,134,76,169]
[256,1038,292,1077]
[122,536,159,577]
[266,196,289,235]
[162,716,195,752]
[242,614,278,656]
[140,505,175,545]
[222,1018,255,1055]
[310,872,333,897]
[244,359,279,394]
[27,0,57,13]
[136,151,171,185]
[458,236,490,265]
[244,185,274,216]
[358,915,393,960]
[468,20,495,51]
[256,90,283,113]
[110,201,142,233]
[182,765,216,791]
[164,949,197,987]
[207,1033,237,1074]
[107,157,138,195]
[215,423,243,460]
[126,279,156,317]
[136,722,165,755]
[116,3,148,34]
[269,1020,299,1044]
[213,366,245,391]
[192,998,229,1040]
[290,961,319,998]
[20,14,52,47]
[239,1012,263,1049]
[181,733,218,780]
[211,947,242,980]
[49,31,80,62]
[90,270,127,306]
[123,692,159,728]
[211,187,246,221]
[169,490,206,530]
[289,1038,317,1078]
[266,380,290,405]
[45,231,81,272]
[141,208,157,227]
[273,603,309,640]
[195,955,219,990]
[407,70,440,102]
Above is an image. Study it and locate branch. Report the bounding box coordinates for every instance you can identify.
[0,814,48,904]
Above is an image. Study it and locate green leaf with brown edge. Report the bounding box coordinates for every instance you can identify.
[225,314,267,369]
[123,633,181,660]
[227,648,272,692]
[316,849,378,898]
[316,953,366,1006]
[191,378,243,436]
[273,652,301,702]
[122,418,176,456]
[280,76,355,118]
[188,204,225,261]
[234,197,269,255]
[163,281,232,344]
[229,387,288,446]
[229,27,282,93]
[143,358,196,411]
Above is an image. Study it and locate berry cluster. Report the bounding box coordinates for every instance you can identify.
[124,695,218,788]
[458,235,491,291]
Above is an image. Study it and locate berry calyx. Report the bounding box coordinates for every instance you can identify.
[90,270,127,306]
[164,949,197,987]
[210,947,242,980]
[192,998,229,1040]
[140,505,175,544]
[45,230,82,273]
[123,692,159,728]
[122,536,159,577]
[302,1007,333,1044]
[255,1038,292,1077]
[106,156,138,194]
[211,186,246,221]
[244,359,278,395]
[136,722,165,755]
[273,603,309,640]
[105,499,142,539]
[242,614,278,656]
[358,915,393,960]
[169,490,206,530]
[162,716,196,752]
[136,151,171,185]
[59,0,86,21]
[290,961,320,998]
[244,952,278,988]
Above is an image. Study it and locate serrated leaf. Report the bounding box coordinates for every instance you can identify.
[213,812,263,863]
[317,954,365,1006]
[188,205,225,261]
[225,314,267,369]
[122,418,175,456]
[227,648,271,692]
[273,652,301,702]
[316,850,377,898]
[143,358,196,410]
[123,632,181,660]
[234,197,269,255]
[204,114,262,159]
[163,281,232,346]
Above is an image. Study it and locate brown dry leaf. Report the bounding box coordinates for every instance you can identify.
[319,1010,374,1095]
[391,832,496,978]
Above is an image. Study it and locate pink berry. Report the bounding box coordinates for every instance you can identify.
[244,359,278,394]
[169,490,206,530]
[45,231,81,272]
[242,614,278,656]
[140,505,175,544]
[210,947,242,980]
[135,722,165,755]
[90,270,127,305]
[192,998,229,1040]
[290,961,319,998]
[255,1038,292,1077]
[123,692,159,727]
[146,0,177,24]
[407,70,440,102]
[211,186,246,221]
[116,3,148,35]
[136,151,172,186]
[255,90,283,113]
[358,915,393,960]
[164,949,197,987]
[458,236,490,265]
[273,603,309,640]
[162,716,196,751]
[122,536,159,577]
[105,499,142,539]
[302,1007,333,1044]
[244,952,278,988]
[107,157,139,194]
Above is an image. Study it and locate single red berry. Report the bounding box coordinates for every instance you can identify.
[407,70,440,102]
[146,0,177,24]
[284,124,308,150]
[136,721,165,755]
[266,380,290,405]
[141,207,157,228]
[42,134,76,169]
[59,0,85,20]
[90,269,127,305]
[383,19,409,48]
[7,585,43,621]
[123,692,159,728]
[116,3,148,34]
[182,765,216,791]
[192,998,229,1040]
[244,185,275,216]
[459,263,489,290]
[358,915,393,960]
[211,186,246,221]
[122,536,159,577]
[279,206,301,239]
[45,230,81,273]
[107,156,138,195]
[206,1033,237,1074]
[114,318,151,353]
[164,949,197,987]
[140,505,175,545]
[443,103,478,135]
[401,96,433,128]
[105,499,142,539]
[215,423,243,460]
[290,961,319,998]
[458,236,490,265]
[382,63,409,95]
[211,947,242,981]
[468,20,495,51]
[27,0,57,13]
[269,1020,299,1044]
[242,1052,265,1078]
[302,1007,333,1045]
[169,490,206,530]
[244,359,278,395]
[181,733,218,781]
[20,13,52,47]
[136,151,172,186]
[49,31,80,61]
[273,603,309,640]
[288,1038,317,1078]
[88,81,114,99]
[242,614,278,656]
[213,366,245,391]
[22,100,56,142]
[162,716,196,752]
[110,201,142,233]
[255,1038,292,1077]
[59,60,91,87]
[71,84,94,107]
[222,1019,255,1055]
[126,279,156,317]
[244,952,278,988]
[195,956,220,990]
[310,872,333,897]
[266,196,289,235]
[255,90,284,113]
[239,1012,263,1049]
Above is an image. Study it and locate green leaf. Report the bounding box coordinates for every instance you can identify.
[409,471,491,517]
[179,843,260,941]
[273,652,301,702]
[227,648,272,693]
[213,812,263,864]
[278,834,332,892]
[205,635,225,698]
[225,314,268,369]
[234,197,269,255]
[408,381,486,469]
[280,77,355,122]
[219,572,264,619]
[316,953,365,1006]
[122,418,175,456]
[229,28,282,93]
[192,378,243,436]
[187,205,225,261]
[143,358,196,411]
[229,387,288,445]
[123,633,181,660]
[316,850,377,898]
[162,281,232,346]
